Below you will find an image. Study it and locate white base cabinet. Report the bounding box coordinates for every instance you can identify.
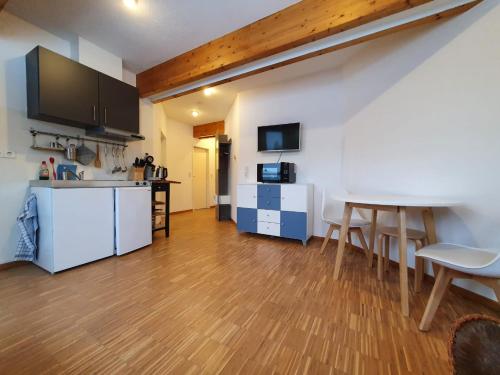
[32,187,115,273]
[237,183,314,245]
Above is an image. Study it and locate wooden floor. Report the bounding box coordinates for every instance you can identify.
[0,208,497,374]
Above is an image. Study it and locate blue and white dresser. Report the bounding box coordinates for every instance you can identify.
[237,183,314,245]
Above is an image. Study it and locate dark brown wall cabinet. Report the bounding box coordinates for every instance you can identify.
[26,46,139,134]
[99,74,139,133]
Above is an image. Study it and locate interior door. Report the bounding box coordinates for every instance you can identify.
[99,73,139,133]
[193,147,208,209]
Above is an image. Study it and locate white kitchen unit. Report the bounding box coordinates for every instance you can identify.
[31,187,115,273]
[236,183,314,245]
[115,187,152,255]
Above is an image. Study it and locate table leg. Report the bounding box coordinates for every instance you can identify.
[165,183,170,237]
[422,207,438,276]
[333,202,353,281]
[368,209,378,268]
[397,206,409,317]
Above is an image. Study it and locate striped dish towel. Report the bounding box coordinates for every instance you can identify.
[15,193,39,261]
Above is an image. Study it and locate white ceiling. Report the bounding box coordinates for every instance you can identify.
[5,0,299,72]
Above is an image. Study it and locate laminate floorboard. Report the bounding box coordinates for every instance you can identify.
[0,208,497,374]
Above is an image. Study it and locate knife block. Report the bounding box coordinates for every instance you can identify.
[130,167,145,181]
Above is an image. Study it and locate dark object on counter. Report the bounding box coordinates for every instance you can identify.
[151,180,181,237]
[215,135,231,221]
[449,314,500,375]
[155,166,168,180]
[257,162,296,183]
[144,164,155,180]
[39,161,50,180]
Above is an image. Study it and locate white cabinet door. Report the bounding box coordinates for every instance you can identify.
[257,222,280,236]
[115,187,152,255]
[257,209,280,223]
[237,185,257,208]
[281,185,308,212]
[52,188,114,272]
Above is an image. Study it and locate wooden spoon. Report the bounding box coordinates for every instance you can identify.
[94,143,102,168]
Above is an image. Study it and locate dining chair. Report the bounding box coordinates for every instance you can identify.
[377,226,427,292]
[415,243,500,331]
[320,190,370,258]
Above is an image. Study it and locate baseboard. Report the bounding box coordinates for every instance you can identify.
[170,209,193,215]
[0,261,30,271]
[310,236,500,312]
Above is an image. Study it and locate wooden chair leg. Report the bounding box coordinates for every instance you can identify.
[320,224,335,254]
[415,239,424,293]
[368,210,378,268]
[493,280,500,302]
[384,235,390,272]
[355,228,370,264]
[333,203,353,281]
[397,207,409,317]
[377,234,384,281]
[419,266,452,331]
[347,231,353,251]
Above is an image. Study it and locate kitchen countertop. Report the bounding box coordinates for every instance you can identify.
[30,180,151,188]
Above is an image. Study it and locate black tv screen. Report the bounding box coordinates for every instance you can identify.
[258,123,301,152]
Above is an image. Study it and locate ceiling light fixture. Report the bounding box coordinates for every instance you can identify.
[204,87,215,96]
[123,0,139,10]
[191,110,199,118]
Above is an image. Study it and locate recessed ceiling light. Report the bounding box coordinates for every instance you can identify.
[191,110,199,118]
[123,0,139,10]
[204,87,215,96]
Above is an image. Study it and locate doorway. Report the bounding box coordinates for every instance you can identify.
[193,147,209,210]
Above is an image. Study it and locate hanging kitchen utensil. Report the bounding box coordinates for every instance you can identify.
[104,145,111,173]
[121,147,128,173]
[76,138,96,166]
[112,146,120,174]
[65,138,77,161]
[94,143,102,168]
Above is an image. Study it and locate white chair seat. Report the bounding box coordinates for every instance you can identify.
[325,217,370,227]
[416,243,500,278]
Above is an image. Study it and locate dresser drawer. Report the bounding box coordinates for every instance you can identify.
[257,221,280,236]
[258,209,280,223]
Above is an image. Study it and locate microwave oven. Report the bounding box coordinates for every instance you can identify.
[257,162,296,183]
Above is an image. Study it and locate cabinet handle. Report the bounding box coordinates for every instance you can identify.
[104,107,107,124]
[92,105,96,121]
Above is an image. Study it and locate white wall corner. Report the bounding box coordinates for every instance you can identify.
[75,36,123,80]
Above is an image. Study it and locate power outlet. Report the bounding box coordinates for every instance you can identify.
[0,151,16,159]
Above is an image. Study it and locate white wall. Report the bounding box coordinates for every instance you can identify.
[225,96,240,220]
[226,1,500,300]
[164,116,194,212]
[0,11,157,264]
[75,37,123,80]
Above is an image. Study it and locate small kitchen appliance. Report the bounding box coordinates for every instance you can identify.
[257,162,296,183]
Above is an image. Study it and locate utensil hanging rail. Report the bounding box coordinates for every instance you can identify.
[29,128,128,148]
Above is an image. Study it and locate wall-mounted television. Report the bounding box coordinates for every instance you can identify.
[257,123,301,152]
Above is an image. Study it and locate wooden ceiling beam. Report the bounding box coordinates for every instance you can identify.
[138,0,437,98]
[193,121,225,139]
[138,0,481,100]
[150,0,480,103]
